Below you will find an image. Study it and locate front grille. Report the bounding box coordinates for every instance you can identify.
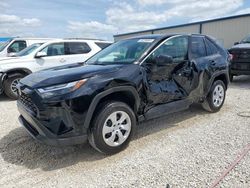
[19,92,38,115]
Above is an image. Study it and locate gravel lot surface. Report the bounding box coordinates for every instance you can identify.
[0,76,249,188]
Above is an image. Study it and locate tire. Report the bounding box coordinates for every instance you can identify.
[202,80,226,113]
[4,74,24,100]
[88,101,136,154]
[229,74,234,82]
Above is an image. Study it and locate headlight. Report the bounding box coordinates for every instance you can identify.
[37,78,88,98]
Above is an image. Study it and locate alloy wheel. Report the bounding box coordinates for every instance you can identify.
[102,111,132,147]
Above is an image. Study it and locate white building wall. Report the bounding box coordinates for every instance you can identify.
[202,16,250,48]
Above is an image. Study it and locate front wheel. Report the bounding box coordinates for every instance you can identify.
[88,101,136,154]
[202,80,226,113]
[4,74,24,100]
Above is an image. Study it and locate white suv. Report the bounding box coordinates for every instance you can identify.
[0,38,54,57]
[0,39,112,99]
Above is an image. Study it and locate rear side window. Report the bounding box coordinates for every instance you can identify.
[205,38,219,55]
[8,40,27,53]
[65,42,91,54]
[95,42,111,49]
[191,37,206,58]
[40,43,65,56]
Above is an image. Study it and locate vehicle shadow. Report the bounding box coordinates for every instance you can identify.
[230,75,250,89]
[0,104,207,171]
[0,94,14,102]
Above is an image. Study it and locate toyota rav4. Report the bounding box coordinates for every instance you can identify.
[17,34,230,154]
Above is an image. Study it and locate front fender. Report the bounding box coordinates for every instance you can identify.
[83,86,140,129]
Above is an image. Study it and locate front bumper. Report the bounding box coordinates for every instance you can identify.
[17,101,88,146]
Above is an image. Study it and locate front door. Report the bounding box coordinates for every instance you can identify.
[143,35,196,106]
[34,42,69,71]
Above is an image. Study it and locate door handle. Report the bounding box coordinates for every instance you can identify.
[209,60,216,65]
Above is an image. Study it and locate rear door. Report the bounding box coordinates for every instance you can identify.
[64,42,93,63]
[204,37,224,73]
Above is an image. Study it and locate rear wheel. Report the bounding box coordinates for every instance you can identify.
[88,101,136,154]
[202,80,226,113]
[4,74,24,100]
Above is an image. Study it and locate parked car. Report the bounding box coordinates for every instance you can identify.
[0,39,112,99]
[228,35,250,81]
[0,38,54,57]
[17,34,229,154]
[0,43,44,61]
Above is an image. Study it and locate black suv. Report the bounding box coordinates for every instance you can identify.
[228,35,250,81]
[17,34,230,154]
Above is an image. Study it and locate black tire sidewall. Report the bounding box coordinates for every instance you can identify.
[207,80,226,112]
[229,74,234,82]
[4,74,23,100]
[90,101,136,154]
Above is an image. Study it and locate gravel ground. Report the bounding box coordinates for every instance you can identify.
[0,76,249,188]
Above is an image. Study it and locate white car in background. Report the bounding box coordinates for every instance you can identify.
[0,38,54,57]
[0,38,112,99]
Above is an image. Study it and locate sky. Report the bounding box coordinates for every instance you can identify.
[0,0,250,40]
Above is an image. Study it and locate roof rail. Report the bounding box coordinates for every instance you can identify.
[64,38,105,41]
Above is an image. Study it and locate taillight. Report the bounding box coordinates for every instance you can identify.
[229,53,233,61]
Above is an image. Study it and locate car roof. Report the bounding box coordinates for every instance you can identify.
[12,38,56,40]
[126,33,208,41]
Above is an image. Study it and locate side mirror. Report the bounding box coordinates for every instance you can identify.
[154,55,173,66]
[35,51,47,58]
[234,42,239,45]
[7,47,16,53]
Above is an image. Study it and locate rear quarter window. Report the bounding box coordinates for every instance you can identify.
[65,42,91,54]
[191,37,206,58]
[205,38,219,56]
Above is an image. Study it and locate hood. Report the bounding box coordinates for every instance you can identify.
[0,56,30,65]
[20,63,124,88]
[230,43,250,50]
[0,57,18,61]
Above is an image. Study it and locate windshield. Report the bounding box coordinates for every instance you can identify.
[86,38,155,65]
[0,39,12,52]
[241,35,250,44]
[15,43,43,57]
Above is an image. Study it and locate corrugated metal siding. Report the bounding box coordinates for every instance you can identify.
[113,14,250,49]
[114,31,153,41]
[153,24,200,35]
[202,16,250,48]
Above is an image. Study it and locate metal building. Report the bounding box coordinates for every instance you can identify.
[113,14,250,49]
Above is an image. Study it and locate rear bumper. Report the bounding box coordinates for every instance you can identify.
[17,102,88,146]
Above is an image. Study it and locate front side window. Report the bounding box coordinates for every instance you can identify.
[65,42,91,54]
[191,37,206,58]
[40,43,65,56]
[145,36,188,64]
[16,43,43,57]
[86,38,155,65]
[8,40,27,53]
